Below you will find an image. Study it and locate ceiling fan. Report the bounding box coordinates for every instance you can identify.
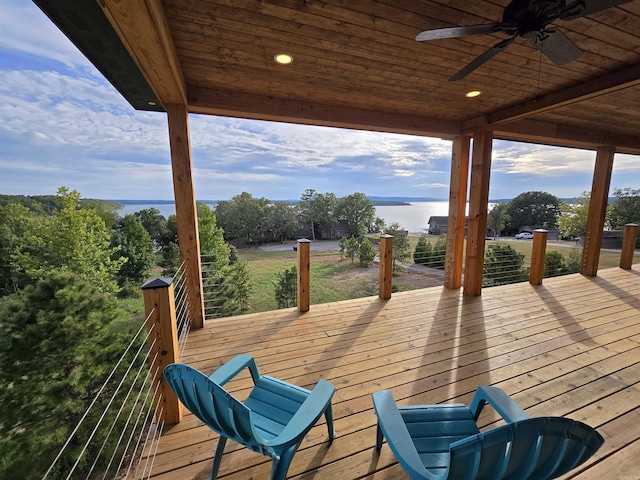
[415,0,633,81]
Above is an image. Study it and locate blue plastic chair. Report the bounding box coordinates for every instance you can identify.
[164,355,335,480]
[373,386,604,480]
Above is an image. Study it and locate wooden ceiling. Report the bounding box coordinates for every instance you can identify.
[37,0,640,153]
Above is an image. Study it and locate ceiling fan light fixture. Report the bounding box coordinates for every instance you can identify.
[466,90,481,98]
[274,53,293,65]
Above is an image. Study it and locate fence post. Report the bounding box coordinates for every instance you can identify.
[529,229,548,285]
[297,239,311,313]
[620,223,638,270]
[379,235,394,300]
[142,278,183,425]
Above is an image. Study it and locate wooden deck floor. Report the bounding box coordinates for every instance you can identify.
[146,266,640,480]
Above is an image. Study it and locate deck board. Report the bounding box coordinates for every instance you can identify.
[143,266,640,479]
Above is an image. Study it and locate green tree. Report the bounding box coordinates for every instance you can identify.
[483,244,527,286]
[298,189,318,241]
[226,259,252,311]
[370,216,386,233]
[557,192,590,239]
[159,241,181,276]
[506,191,560,233]
[0,203,35,296]
[566,248,582,273]
[344,236,360,264]
[135,208,168,247]
[111,214,156,286]
[487,202,510,239]
[413,235,432,265]
[314,192,338,238]
[607,187,640,229]
[275,265,297,308]
[0,272,136,479]
[337,192,375,237]
[358,238,376,267]
[215,193,270,245]
[429,235,447,269]
[267,202,299,243]
[385,222,410,274]
[17,187,123,294]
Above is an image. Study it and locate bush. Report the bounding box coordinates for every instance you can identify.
[275,265,297,308]
[544,251,566,278]
[483,244,528,286]
[413,235,431,265]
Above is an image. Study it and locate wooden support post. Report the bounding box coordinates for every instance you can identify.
[379,235,394,300]
[464,130,493,296]
[445,136,470,289]
[166,103,205,328]
[529,229,548,285]
[582,146,615,277]
[297,239,311,312]
[620,223,638,270]
[142,278,183,425]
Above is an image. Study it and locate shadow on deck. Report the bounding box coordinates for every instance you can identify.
[146,266,640,479]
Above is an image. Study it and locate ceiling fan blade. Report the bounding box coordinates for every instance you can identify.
[416,23,501,41]
[559,0,634,20]
[533,29,583,66]
[448,37,515,82]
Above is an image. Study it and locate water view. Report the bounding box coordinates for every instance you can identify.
[118,201,451,233]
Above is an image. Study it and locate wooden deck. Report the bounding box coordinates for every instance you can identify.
[146,266,640,480]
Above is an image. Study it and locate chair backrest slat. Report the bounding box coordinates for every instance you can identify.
[449,417,604,480]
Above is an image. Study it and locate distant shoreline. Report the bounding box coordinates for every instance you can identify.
[109,197,443,207]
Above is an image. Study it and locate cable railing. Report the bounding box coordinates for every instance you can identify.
[42,261,193,480]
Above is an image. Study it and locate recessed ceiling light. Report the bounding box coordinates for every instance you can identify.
[465,90,481,98]
[147,100,157,106]
[274,53,293,65]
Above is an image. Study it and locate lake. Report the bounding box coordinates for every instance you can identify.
[118,201,452,233]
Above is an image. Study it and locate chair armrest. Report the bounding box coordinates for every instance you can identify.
[208,354,261,386]
[469,386,529,423]
[372,390,437,480]
[261,379,335,449]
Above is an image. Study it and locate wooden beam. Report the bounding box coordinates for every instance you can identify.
[444,136,470,290]
[581,146,615,277]
[620,224,638,271]
[187,87,462,138]
[99,0,186,106]
[529,229,548,286]
[297,239,311,312]
[166,104,205,328]
[464,130,493,296]
[464,63,640,132]
[494,119,640,155]
[379,235,393,300]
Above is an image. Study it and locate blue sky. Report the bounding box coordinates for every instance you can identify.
[1,1,639,202]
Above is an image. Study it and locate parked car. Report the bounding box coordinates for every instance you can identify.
[515,232,534,239]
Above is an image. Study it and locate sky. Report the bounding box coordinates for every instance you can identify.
[1,1,639,202]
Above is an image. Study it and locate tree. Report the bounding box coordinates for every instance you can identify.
[344,236,360,264]
[487,202,510,239]
[384,222,410,274]
[557,192,590,239]
[17,187,123,294]
[337,192,375,237]
[216,192,271,245]
[267,202,299,243]
[413,235,432,265]
[314,193,338,238]
[607,187,640,229]
[544,251,566,278]
[0,272,136,479]
[111,214,156,286]
[298,189,318,241]
[483,244,528,286]
[429,235,447,269]
[0,203,35,296]
[159,241,181,276]
[135,208,168,247]
[275,265,297,308]
[358,238,376,267]
[370,216,386,233]
[506,191,560,233]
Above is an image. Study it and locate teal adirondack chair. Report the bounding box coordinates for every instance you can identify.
[164,355,335,480]
[373,386,604,480]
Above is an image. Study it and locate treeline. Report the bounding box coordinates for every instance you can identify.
[486,188,640,239]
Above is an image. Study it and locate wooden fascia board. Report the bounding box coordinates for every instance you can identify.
[187,87,462,138]
[494,119,640,154]
[99,0,186,106]
[463,62,640,133]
